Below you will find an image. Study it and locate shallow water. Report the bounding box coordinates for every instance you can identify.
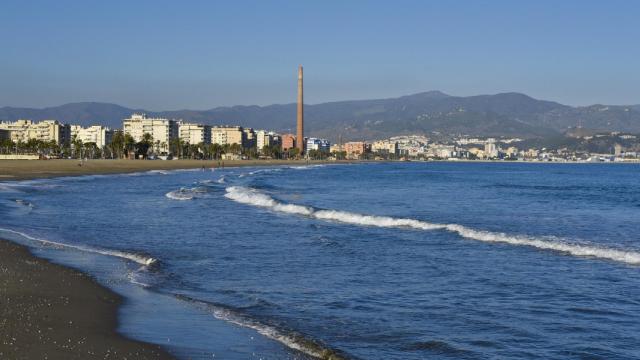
[1,163,639,359]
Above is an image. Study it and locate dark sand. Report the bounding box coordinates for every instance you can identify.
[0,159,334,181]
[0,239,174,359]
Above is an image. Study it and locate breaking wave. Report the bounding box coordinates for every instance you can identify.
[0,227,158,266]
[148,170,170,175]
[176,294,347,360]
[224,186,640,266]
[165,188,195,200]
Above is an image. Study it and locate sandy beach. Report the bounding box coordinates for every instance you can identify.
[0,239,174,359]
[0,158,334,181]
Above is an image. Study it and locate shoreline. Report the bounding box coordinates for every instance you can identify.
[0,158,341,181]
[0,159,350,359]
[0,239,174,359]
[1,158,636,181]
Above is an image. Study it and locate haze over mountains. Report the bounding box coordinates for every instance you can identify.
[1,91,639,141]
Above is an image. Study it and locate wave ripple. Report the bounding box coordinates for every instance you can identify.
[224,186,640,266]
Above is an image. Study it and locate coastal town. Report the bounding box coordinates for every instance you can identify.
[1,115,639,163]
[1,67,639,164]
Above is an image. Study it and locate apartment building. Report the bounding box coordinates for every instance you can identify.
[281,134,296,151]
[179,123,211,145]
[70,125,113,147]
[344,141,367,159]
[211,126,244,146]
[0,119,70,144]
[123,113,178,153]
[371,140,399,157]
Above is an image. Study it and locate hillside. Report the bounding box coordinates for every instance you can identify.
[1,92,639,141]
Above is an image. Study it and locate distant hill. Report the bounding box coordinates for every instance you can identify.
[1,92,639,141]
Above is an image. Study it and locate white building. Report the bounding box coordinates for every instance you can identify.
[306,137,330,152]
[123,113,178,153]
[484,141,499,158]
[431,145,456,158]
[256,130,274,152]
[179,123,211,145]
[0,119,70,144]
[70,125,113,147]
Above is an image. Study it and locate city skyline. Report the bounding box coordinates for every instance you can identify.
[2,1,640,109]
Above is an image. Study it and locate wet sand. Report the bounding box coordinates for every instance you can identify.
[0,159,333,181]
[0,239,174,359]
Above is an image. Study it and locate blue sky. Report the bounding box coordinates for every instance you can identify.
[1,0,638,109]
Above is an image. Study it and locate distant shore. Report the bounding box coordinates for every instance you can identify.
[0,158,338,181]
[0,239,174,359]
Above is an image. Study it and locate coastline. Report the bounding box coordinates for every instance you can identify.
[1,158,635,182]
[0,239,174,359]
[0,159,351,359]
[0,158,341,181]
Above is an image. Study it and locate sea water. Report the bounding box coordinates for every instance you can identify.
[1,162,639,359]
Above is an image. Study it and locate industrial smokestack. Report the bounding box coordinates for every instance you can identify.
[296,65,304,155]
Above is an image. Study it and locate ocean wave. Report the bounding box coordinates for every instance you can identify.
[0,227,157,266]
[224,186,640,266]
[290,164,326,170]
[13,199,34,207]
[0,181,61,193]
[225,186,313,216]
[165,189,195,200]
[175,294,347,360]
[165,185,215,200]
[148,170,170,175]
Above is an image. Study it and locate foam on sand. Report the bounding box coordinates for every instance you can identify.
[0,227,158,266]
[224,186,640,266]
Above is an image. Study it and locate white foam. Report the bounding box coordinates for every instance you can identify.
[165,189,194,200]
[289,164,326,170]
[0,227,157,266]
[148,170,170,175]
[182,299,339,359]
[223,186,640,266]
[225,186,313,216]
[314,209,445,231]
[217,176,226,184]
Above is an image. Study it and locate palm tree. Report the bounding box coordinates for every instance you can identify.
[124,134,136,158]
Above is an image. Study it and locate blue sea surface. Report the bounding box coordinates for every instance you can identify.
[1,162,640,359]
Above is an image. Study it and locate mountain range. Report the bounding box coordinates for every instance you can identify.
[1,91,639,141]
